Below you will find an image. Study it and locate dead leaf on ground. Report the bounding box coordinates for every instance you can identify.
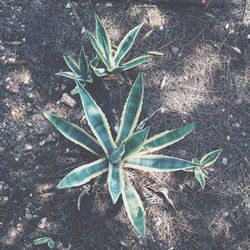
[160,75,167,90]
[148,186,176,211]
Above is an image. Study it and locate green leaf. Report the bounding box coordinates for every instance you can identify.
[70,85,80,95]
[108,162,123,204]
[76,80,116,154]
[89,56,99,68]
[122,177,145,237]
[47,238,56,249]
[87,31,110,69]
[200,149,222,167]
[116,73,144,145]
[33,237,50,245]
[109,144,125,164]
[56,71,85,81]
[90,65,108,77]
[78,47,89,76]
[142,123,196,154]
[120,55,149,71]
[114,23,143,65]
[125,155,201,172]
[195,168,206,190]
[63,55,81,75]
[123,127,149,159]
[109,66,126,74]
[95,15,115,69]
[57,158,108,189]
[42,111,103,156]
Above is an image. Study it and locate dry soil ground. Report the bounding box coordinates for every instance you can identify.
[0,0,249,249]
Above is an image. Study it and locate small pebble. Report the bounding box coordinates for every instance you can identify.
[61,93,76,107]
[0,147,5,155]
[222,157,228,165]
[25,213,33,220]
[171,46,179,54]
[6,81,19,93]
[81,26,86,34]
[105,2,113,7]
[235,122,240,128]
[0,196,9,206]
[37,217,47,229]
[5,77,11,82]
[120,240,128,247]
[223,211,229,217]
[24,144,33,151]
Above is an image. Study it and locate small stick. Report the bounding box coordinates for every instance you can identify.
[137,107,166,131]
[241,0,247,22]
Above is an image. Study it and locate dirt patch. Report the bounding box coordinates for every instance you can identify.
[0,0,249,249]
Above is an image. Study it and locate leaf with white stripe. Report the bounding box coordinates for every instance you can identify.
[108,162,123,204]
[90,65,108,77]
[87,32,110,69]
[121,55,149,71]
[78,47,89,77]
[95,15,115,69]
[142,123,196,154]
[125,155,201,172]
[70,85,80,95]
[42,111,103,156]
[123,127,149,159]
[200,149,222,167]
[57,158,108,189]
[116,73,144,145]
[89,56,99,68]
[76,80,116,154]
[63,55,81,75]
[114,23,143,65]
[195,168,206,190]
[122,177,145,237]
[56,72,85,81]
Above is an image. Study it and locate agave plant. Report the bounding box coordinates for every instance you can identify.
[87,15,149,77]
[42,73,221,236]
[56,47,98,95]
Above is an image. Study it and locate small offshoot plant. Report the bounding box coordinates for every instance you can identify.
[43,73,221,236]
[56,15,149,97]
[88,16,149,77]
[56,47,99,95]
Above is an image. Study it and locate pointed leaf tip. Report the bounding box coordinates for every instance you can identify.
[57,158,108,189]
[63,55,81,75]
[79,47,89,76]
[122,178,145,236]
[76,79,115,154]
[114,23,144,65]
[195,168,206,190]
[201,149,222,167]
[123,126,149,159]
[108,163,123,204]
[116,72,144,145]
[142,122,196,154]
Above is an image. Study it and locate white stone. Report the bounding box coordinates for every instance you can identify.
[222,157,228,165]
